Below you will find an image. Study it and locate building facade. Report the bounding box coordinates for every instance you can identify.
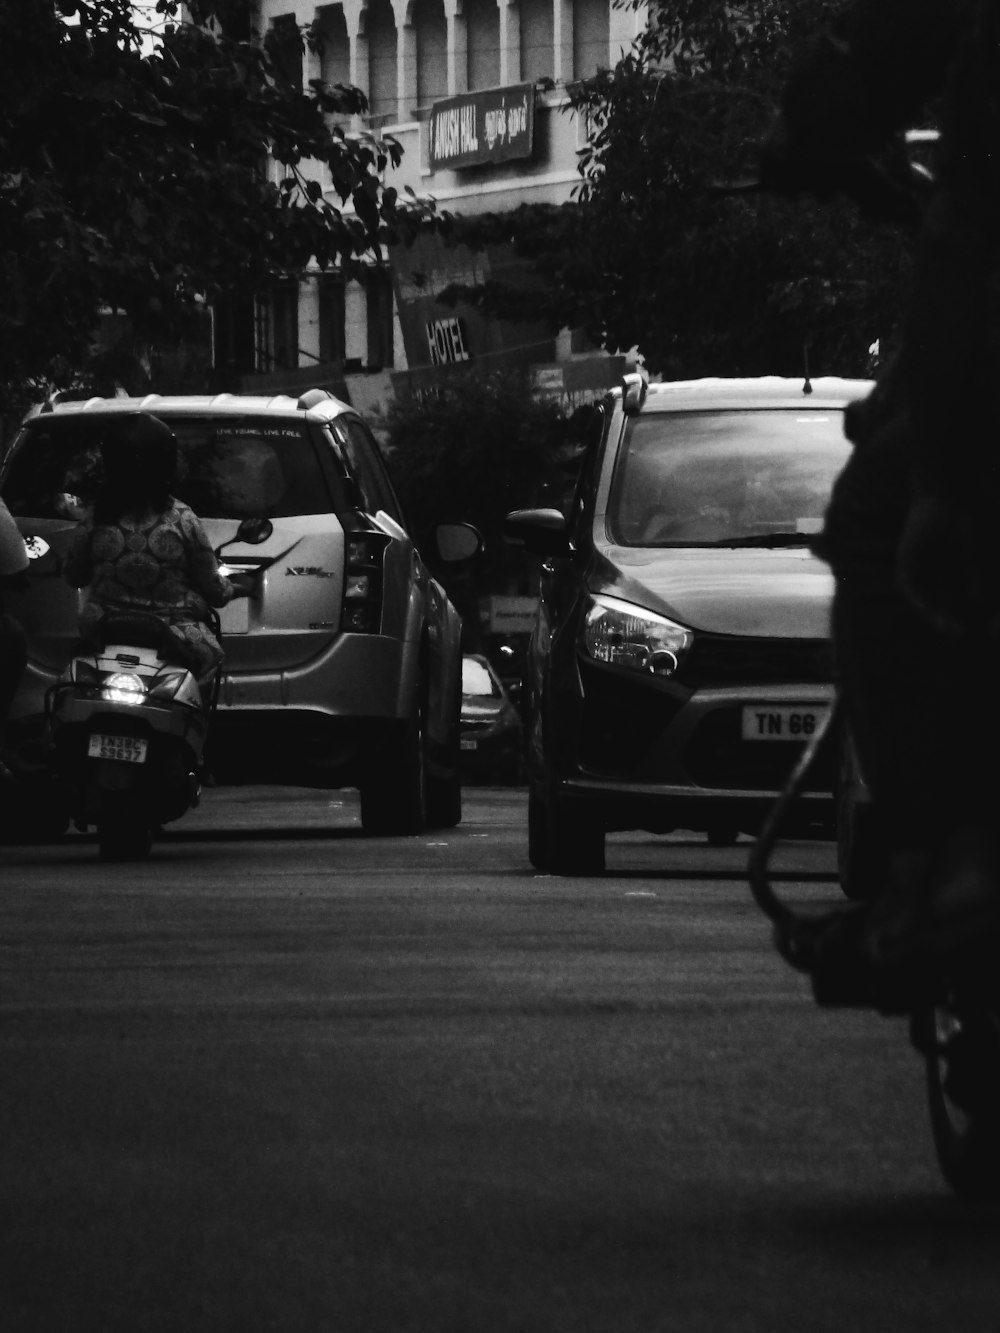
[240,0,645,409]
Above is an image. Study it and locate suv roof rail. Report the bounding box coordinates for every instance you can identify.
[621,368,649,416]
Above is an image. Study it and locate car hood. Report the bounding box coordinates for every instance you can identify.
[597,545,835,638]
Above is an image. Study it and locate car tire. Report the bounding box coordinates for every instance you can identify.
[425,666,462,829]
[360,708,426,836]
[527,787,551,870]
[429,671,464,826]
[426,766,461,828]
[916,1001,1000,1201]
[836,724,888,901]
[528,782,605,876]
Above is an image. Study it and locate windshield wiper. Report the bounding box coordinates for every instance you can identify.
[696,533,812,549]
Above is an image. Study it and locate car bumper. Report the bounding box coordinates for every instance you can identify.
[459,726,522,771]
[545,674,836,834]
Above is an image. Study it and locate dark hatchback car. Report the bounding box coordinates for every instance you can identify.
[459,653,523,783]
[506,374,872,874]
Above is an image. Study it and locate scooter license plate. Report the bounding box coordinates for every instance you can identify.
[88,733,149,764]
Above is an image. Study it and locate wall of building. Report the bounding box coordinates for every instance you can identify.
[247,0,645,398]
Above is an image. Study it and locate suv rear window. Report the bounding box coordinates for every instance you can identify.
[3,415,340,521]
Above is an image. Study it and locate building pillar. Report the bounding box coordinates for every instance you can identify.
[445,0,467,95]
[303,11,323,88]
[499,0,520,84]
[395,0,418,121]
[298,275,322,368]
[344,0,370,128]
[552,0,572,84]
[345,282,367,364]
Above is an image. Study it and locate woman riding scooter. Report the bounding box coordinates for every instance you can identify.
[61,412,252,680]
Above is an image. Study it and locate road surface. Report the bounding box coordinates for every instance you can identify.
[1,786,997,1331]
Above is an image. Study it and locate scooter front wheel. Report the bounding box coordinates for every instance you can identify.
[97,820,154,862]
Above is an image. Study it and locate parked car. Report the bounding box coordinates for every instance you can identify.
[459,653,523,783]
[505,374,873,874]
[0,389,480,836]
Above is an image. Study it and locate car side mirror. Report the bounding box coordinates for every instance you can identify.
[504,508,571,558]
[435,522,482,564]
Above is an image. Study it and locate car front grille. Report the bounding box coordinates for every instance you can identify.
[682,635,833,687]
[684,708,835,792]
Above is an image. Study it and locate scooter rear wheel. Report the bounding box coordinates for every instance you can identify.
[97,821,154,862]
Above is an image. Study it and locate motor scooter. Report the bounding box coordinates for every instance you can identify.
[44,517,271,861]
[749,703,1000,1201]
[45,610,218,860]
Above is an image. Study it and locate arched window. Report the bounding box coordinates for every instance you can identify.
[316,5,351,88]
[573,0,608,78]
[413,0,448,107]
[266,13,303,91]
[315,4,352,119]
[519,0,553,83]
[465,0,499,90]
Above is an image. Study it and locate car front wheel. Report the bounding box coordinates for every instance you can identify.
[426,671,462,829]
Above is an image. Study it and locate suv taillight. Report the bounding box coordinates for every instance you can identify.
[341,531,389,633]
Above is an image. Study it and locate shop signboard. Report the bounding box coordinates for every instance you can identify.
[429,83,535,171]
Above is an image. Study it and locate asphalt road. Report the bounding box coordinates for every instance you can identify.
[1,786,998,1333]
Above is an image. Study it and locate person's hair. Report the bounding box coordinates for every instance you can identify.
[92,413,178,525]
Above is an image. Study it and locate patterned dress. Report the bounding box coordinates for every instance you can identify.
[63,499,236,677]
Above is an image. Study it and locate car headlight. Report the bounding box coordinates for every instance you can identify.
[580,594,693,678]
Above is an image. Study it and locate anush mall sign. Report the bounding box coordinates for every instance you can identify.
[429,83,535,171]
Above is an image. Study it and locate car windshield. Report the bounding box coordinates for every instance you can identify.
[607,409,852,547]
[3,416,336,521]
[462,658,499,697]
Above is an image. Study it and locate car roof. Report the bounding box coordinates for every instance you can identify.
[627,375,873,412]
[22,389,355,427]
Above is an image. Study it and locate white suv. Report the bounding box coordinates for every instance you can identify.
[1,389,478,834]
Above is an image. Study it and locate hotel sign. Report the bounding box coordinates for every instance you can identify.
[429,83,535,171]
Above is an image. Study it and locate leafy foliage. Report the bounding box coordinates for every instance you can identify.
[379,372,579,596]
[444,0,909,378]
[0,0,429,422]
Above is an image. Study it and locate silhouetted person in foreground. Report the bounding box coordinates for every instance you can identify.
[763,0,1000,966]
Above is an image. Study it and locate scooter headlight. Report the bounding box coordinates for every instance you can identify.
[102,672,147,706]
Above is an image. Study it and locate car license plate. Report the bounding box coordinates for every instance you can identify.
[218,598,249,634]
[88,733,148,763]
[461,738,478,751]
[741,705,829,742]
